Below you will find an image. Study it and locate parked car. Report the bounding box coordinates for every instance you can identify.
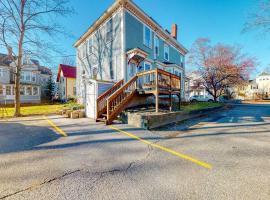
[190,95,215,102]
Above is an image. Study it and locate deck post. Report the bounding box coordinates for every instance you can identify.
[155,91,159,113]
[169,92,172,112]
[178,93,181,110]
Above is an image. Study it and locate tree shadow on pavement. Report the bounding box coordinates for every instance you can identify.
[0,122,60,154]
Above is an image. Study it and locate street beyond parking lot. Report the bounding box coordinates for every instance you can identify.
[0,104,269,200]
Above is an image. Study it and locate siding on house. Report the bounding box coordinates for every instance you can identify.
[76,9,124,103]
[66,78,76,98]
[125,11,184,67]
[0,66,10,84]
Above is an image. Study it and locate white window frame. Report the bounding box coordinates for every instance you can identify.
[164,44,170,61]
[6,85,12,95]
[106,18,113,43]
[144,61,152,71]
[33,87,38,96]
[0,68,3,77]
[88,37,93,54]
[25,71,31,81]
[0,84,3,95]
[143,25,152,48]
[26,86,32,95]
[154,35,159,58]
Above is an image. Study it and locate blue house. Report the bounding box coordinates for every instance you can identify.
[74,0,188,124]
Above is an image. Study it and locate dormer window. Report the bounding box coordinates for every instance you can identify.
[143,25,152,48]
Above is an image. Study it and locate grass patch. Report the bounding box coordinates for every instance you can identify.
[181,102,224,112]
[2,104,67,118]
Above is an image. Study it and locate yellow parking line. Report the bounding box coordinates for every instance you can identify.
[43,116,67,137]
[109,126,212,170]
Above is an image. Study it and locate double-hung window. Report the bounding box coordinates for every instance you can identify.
[143,25,152,48]
[164,44,169,61]
[20,86,25,95]
[32,74,36,82]
[6,86,11,95]
[0,68,3,77]
[21,72,25,81]
[25,71,31,81]
[180,54,184,67]
[88,37,93,54]
[0,85,3,95]
[154,35,159,58]
[106,18,113,43]
[26,86,32,95]
[33,87,38,96]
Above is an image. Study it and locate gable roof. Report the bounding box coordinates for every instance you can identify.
[56,64,76,82]
[258,72,270,77]
[39,66,52,75]
[74,0,188,54]
[0,53,13,66]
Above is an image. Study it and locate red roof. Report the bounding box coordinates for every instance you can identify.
[56,64,76,82]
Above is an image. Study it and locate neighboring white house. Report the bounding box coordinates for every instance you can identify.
[234,72,270,100]
[187,71,210,99]
[0,53,52,104]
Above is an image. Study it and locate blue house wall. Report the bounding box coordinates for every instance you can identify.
[124,11,184,67]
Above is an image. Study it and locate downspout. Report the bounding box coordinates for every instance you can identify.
[122,6,127,82]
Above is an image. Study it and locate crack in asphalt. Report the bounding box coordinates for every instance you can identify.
[0,170,80,199]
[0,132,158,199]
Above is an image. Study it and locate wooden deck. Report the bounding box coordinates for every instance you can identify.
[96,68,181,125]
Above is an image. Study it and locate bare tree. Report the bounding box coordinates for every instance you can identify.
[0,0,73,116]
[77,18,121,81]
[243,0,270,34]
[188,38,256,102]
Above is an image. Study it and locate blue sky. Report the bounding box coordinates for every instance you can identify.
[59,0,269,76]
[2,0,270,76]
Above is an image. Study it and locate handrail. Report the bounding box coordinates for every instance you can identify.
[136,68,181,91]
[106,75,138,124]
[97,79,124,101]
[107,76,137,101]
[96,79,124,119]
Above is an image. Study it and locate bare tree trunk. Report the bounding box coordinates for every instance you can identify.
[14,68,21,117]
[14,0,25,117]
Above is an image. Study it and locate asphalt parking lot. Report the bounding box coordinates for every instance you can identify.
[0,104,270,200]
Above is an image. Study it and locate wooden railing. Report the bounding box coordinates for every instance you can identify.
[96,79,124,119]
[106,76,138,124]
[98,68,181,124]
[136,68,181,91]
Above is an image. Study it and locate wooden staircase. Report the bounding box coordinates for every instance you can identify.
[96,79,124,122]
[96,68,181,125]
[96,76,138,124]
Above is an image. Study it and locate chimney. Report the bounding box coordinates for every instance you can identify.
[171,24,178,40]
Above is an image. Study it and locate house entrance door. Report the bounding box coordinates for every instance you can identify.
[128,62,137,80]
